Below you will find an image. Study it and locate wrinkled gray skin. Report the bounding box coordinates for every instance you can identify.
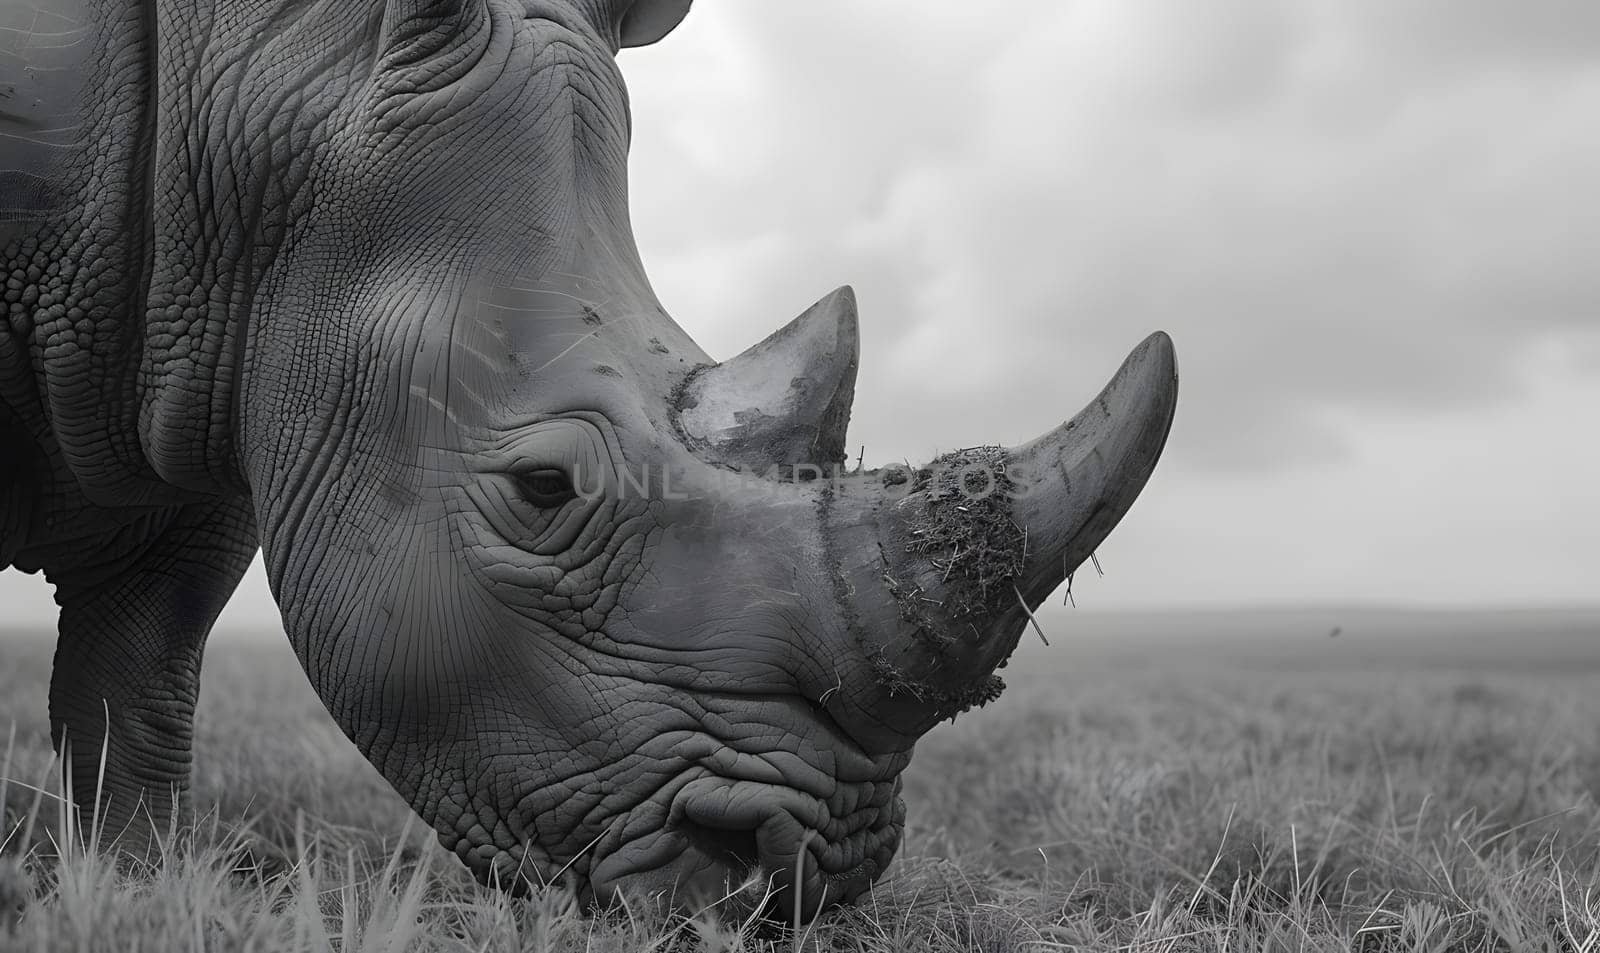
[0,0,1177,917]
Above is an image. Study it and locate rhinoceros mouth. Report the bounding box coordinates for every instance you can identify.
[572,687,909,916]
[662,770,905,912]
[659,693,908,909]
[576,768,904,917]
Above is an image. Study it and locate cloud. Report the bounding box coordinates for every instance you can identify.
[625,0,1600,475]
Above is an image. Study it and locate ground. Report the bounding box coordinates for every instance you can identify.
[1,608,1598,951]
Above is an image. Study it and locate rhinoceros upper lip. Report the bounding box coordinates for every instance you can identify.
[811,774,902,877]
[578,759,902,915]
[669,770,903,904]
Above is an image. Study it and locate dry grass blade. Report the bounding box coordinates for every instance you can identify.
[1014,585,1050,646]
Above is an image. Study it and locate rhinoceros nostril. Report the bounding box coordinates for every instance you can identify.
[678,820,761,873]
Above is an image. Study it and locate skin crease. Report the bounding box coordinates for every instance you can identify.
[0,0,1177,919]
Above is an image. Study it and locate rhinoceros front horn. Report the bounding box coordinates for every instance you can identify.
[839,332,1178,738]
[1006,332,1179,605]
[675,287,859,472]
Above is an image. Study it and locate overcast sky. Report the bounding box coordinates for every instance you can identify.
[4,0,1597,630]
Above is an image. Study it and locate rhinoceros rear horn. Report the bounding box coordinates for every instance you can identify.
[676,287,859,473]
[618,0,693,48]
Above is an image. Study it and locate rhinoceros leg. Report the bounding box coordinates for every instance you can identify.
[46,495,257,855]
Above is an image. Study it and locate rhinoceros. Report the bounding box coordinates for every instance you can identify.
[0,0,1176,916]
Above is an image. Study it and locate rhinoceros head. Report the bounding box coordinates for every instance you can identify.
[238,0,1176,915]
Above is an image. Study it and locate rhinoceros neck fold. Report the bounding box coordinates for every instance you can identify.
[0,0,184,508]
[137,3,384,496]
[3,2,387,505]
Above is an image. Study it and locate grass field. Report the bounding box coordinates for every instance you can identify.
[2,608,1599,951]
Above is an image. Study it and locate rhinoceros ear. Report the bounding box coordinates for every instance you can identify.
[676,287,859,473]
[618,0,692,48]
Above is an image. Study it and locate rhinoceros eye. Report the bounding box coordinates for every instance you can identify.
[515,468,577,508]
